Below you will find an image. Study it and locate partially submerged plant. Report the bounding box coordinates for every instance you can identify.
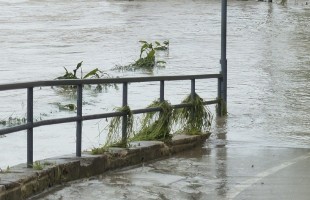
[174,93,213,135]
[54,61,118,112]
[91,106,133,154]
[114,40,168,73]
[0,113,52,128]
[154,40,169,51]
[0,116,26,127]
[56,61,118,92]
[55,103,76,111]
[57,61,103,80]
[132,100,173,141]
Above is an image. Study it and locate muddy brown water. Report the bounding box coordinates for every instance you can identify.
[0,0,309,198]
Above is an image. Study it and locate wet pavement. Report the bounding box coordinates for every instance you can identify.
[30,122,310,199]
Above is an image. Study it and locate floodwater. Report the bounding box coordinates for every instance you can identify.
[0,0,310,198]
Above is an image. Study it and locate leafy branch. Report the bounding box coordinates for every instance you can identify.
[114,40,169,73]
[56,61,118,92]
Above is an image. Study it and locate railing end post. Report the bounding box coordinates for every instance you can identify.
[217,74,227,116]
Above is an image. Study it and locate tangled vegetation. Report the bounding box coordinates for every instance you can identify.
[91,106,133,154]
[173,93,213,135]
[91,92,213,154]
[114,40,169,73]
[132,100,173,142]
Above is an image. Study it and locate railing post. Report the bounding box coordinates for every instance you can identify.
[191,79,195,99]
[160,80,165,102]
[76,84,83,157]
[191,79,196,132]
[217,75,223,116]
[220,0,228,116]
[122,82,128,145]
[190,79,196,127]
[27,87,33,168]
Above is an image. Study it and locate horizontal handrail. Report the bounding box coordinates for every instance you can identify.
[33,116,80,128]
[0,74,222,91]
[0,99,220,136]
[0,123,32,135]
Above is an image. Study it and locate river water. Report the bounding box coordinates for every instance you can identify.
[0,0,309,183]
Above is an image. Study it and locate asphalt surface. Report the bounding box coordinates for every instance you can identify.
[31,130,310,200]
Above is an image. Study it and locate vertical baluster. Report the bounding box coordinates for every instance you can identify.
[76,84,83,157]
[190,79,196,126]
[122,82,128,145]
[160,80,165,102]
[191,79,195,100]
[27,87,33,168]
[217,75,223,116]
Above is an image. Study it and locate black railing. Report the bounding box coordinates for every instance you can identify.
[0,74,222,167]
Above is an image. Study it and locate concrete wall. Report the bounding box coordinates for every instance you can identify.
[0,133,210,200]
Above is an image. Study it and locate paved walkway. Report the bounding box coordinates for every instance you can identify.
[30,137,310,200]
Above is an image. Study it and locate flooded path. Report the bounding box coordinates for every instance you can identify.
[30,143,310,200]
[0,0,309,198]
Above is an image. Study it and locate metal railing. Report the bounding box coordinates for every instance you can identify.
[0,74,222,167]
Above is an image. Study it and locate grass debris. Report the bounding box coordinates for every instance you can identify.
[132,100,173,141]
[173,93,213,135]
[92,106,133,154]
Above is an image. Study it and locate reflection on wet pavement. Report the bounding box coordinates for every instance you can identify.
[31,135,310,199]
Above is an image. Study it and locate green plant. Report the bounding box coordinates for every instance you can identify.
[56,103,76,111]
[173,93,213,135]
[57,61,103,80]
[154,40,169,51]
[91,106,134,154]
[56,61,82,80]
[91,146,107,155]
[33,161,43,170]
[132,100,173,141]
[114,41,168,73]
[56,61,118,92]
